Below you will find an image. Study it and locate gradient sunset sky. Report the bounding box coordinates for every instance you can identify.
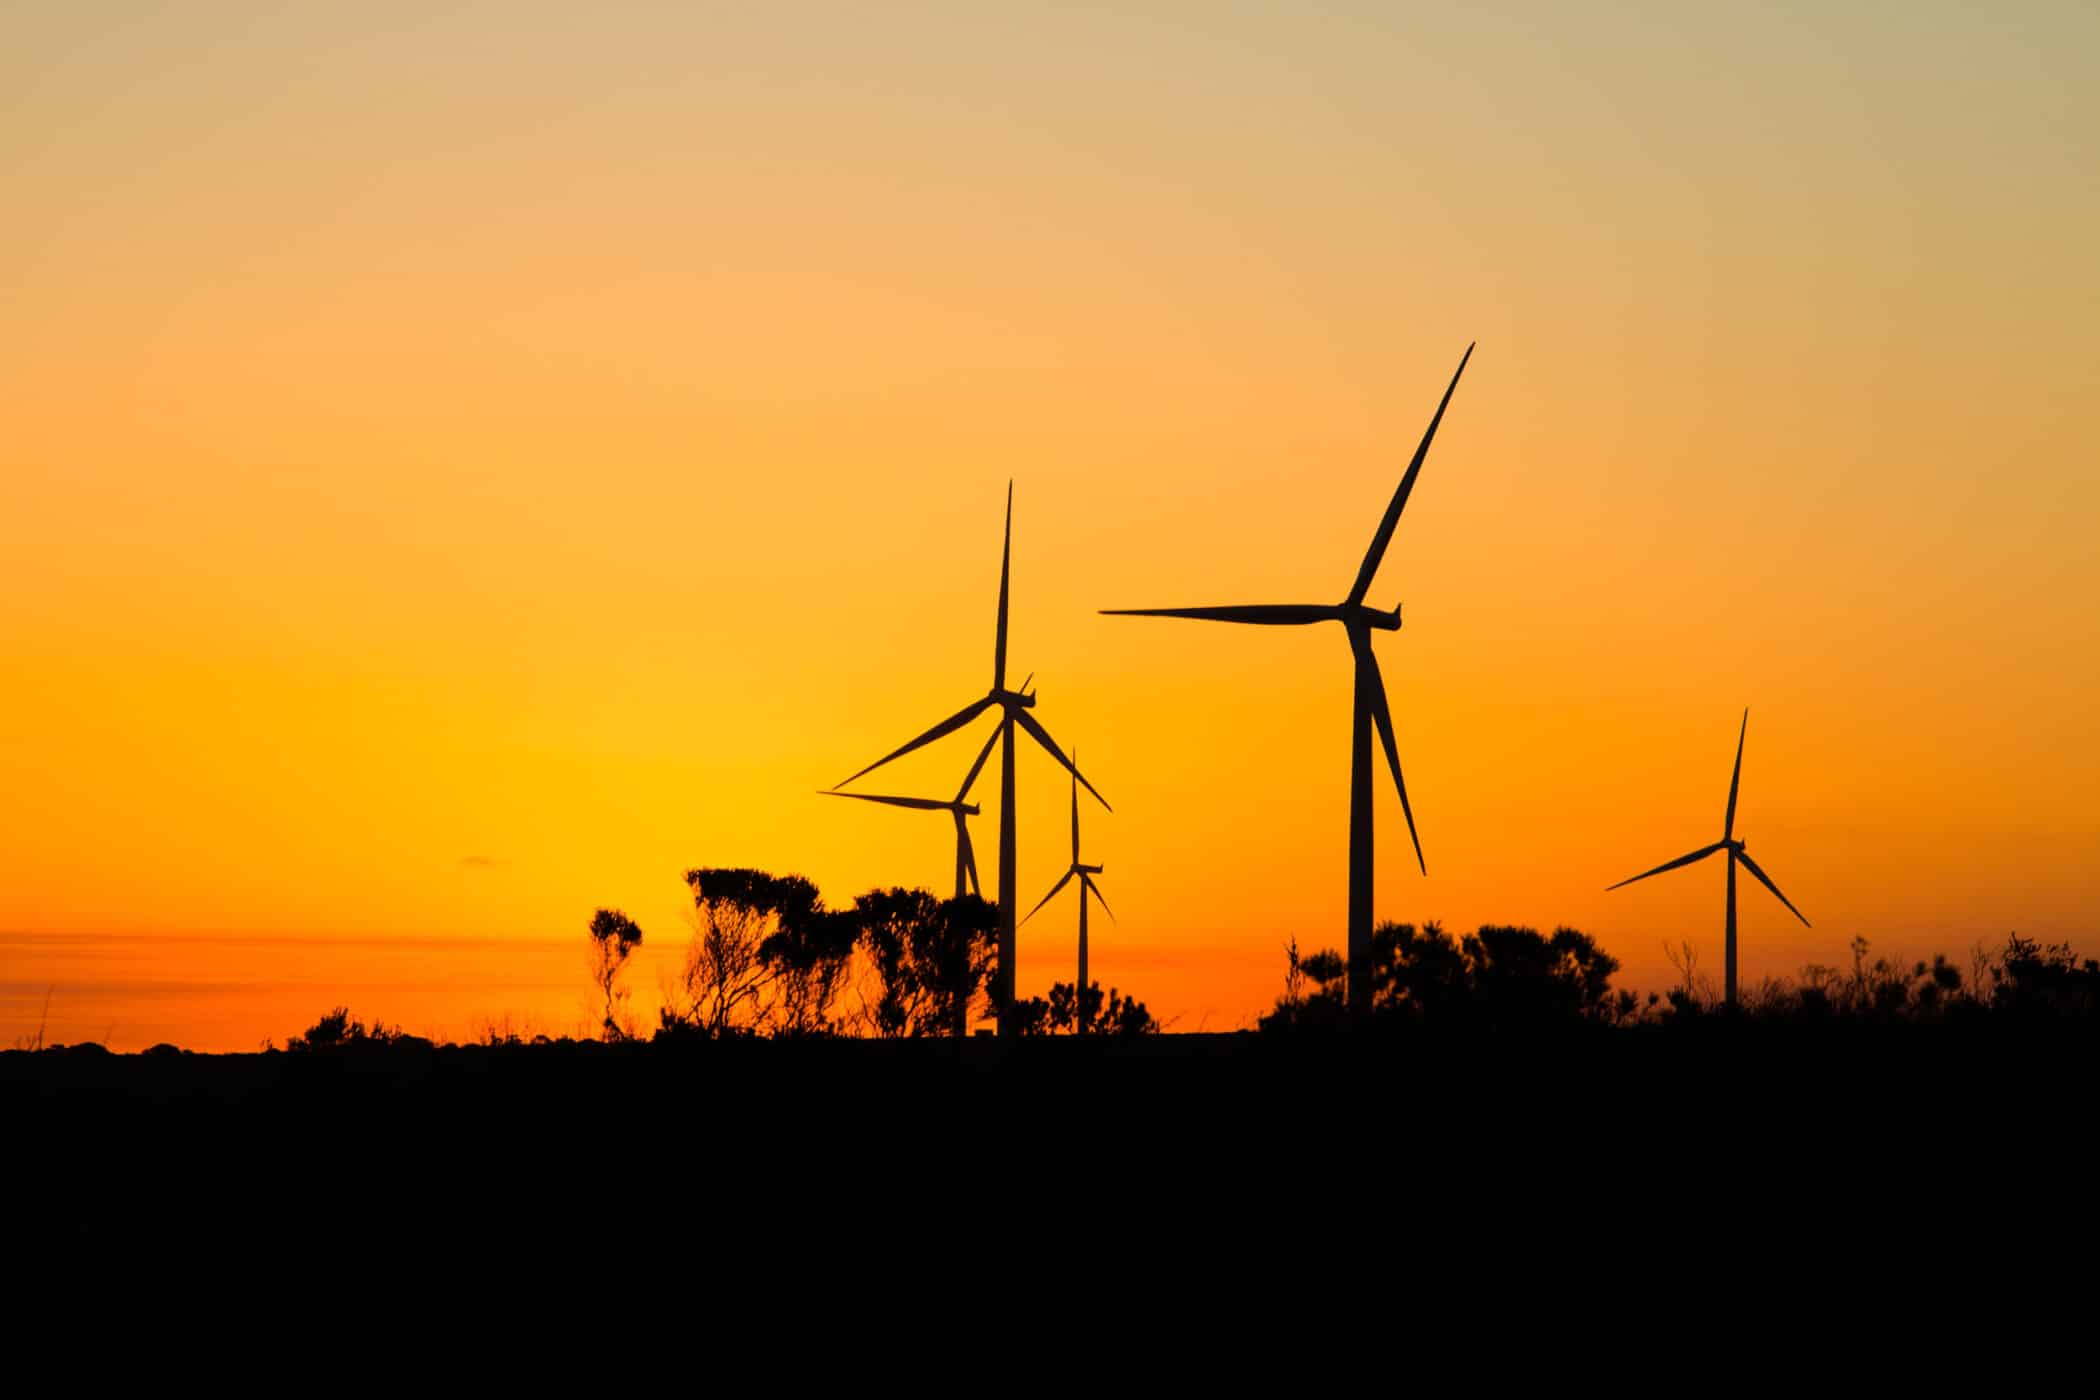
[5,2,2096,1046]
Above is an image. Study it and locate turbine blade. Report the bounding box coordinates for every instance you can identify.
[1083,874,1115,923]
[1736,849,1810,927]
[1605,841,1727,891]
[1725,709,1747,840]
[1070,749,1080,865]
[1013,710,1110,811]
[958,817,981,899]
[994,482,1012,691]
[1346,343,1474,606]
[833,696,994,789]
[1020,869,1074,927]
[821,791,951,812]
[955,724,1001,804]
[1098,604,1338,626]
[1352,628,1425,874]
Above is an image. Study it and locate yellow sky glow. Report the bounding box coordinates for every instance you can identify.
[4,2,2096,1046]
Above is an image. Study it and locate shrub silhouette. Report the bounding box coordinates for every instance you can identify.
[1260,924,2100,1031]
[1261,921,1622,1031]
[1263,927,2100,1031]
[1046,980,1157,1035]
[286,1006,422,1052]
[1990,934,2100,1018]
[1682,934,2093,1024]
[1002,993,1052,1036]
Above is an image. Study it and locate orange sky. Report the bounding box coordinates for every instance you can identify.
[4,2,2097,1048]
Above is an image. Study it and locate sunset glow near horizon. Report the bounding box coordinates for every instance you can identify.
[5,2,2096,1048]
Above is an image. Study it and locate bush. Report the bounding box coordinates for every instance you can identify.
[285,1007,423,1052]
[1261,922,1621,1032]
[1046,981,1157,1036]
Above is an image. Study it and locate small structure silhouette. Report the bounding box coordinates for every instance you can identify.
[1606,708,1811,1006]
[834,484,1107,1035]
[1020,748,1116,1033]
[1101,345,1474,1016]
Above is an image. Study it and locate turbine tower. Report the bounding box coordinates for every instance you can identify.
[821,725,1000,902]
[1101,345,1473,1016]
[1605,709,1810,1006]
[834,484,1107,1035]
[1020,749,1115,1034]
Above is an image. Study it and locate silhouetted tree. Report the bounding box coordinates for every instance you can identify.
[852,889,998,1037]
[759,905,860,1036]
[664,868,823,1037]
[587,907,644,1040]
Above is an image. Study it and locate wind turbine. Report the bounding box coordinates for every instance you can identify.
[821,725,1000,902]
[1605,709,1810,1006]
[1020,749,1114,1033]
[833,483,1107,1035]
[1100,345,1473,1016]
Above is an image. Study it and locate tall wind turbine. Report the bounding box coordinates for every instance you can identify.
[834,484,1107,1034]
[821,726,1000,902]
[1101,345,1473,1016]
[1605,709,1810,1006]
[1020,749,1114,1033]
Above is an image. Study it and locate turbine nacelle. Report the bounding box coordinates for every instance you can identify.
[1349,599,1403,632]
[990,687,1038,710]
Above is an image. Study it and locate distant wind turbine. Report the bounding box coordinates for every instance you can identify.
[834,485,1106,1035]
[1020,749,1114,1033]
[1101,345,1473,1016]
[1605,709,1810,1006]
[821,724,1001,902]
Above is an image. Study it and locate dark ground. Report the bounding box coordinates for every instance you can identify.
[10,1025,2087,1167]
[8,1028,2092,1303]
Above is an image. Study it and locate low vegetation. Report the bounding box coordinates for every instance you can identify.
[1262,922,2099,1032]
[12,868,2089,1058]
